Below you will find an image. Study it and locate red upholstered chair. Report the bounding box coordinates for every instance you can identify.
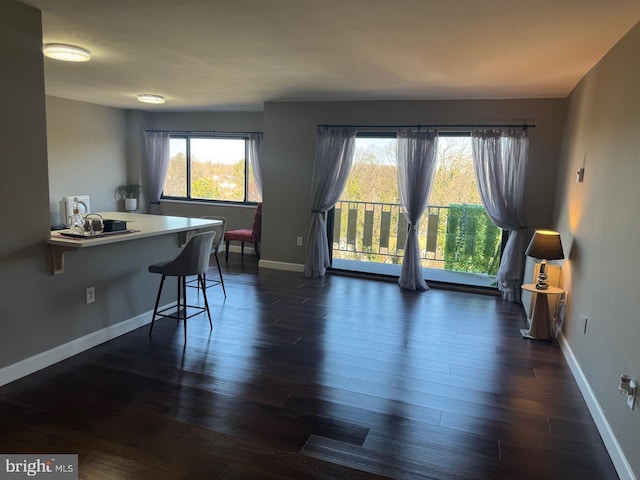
[224,203,262,262]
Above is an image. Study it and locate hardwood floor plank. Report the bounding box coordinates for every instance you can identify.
[182,428,391,480]
[440,410,552,442]
[303,434,466,480]
[499,436,618,480]
[361,429,499,480]
[0,401,230,478]
[216,463,295,480]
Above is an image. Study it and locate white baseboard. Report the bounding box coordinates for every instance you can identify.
[0,303,173,388]
[558,332,636,480]
[226,246,304,273]
[227,245,256,256]
[259,259,304,272]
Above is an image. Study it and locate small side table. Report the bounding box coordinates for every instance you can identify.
[521,284,564,340]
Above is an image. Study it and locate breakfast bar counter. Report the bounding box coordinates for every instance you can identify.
[48,212,221,275]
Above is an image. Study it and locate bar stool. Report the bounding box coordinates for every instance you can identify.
[148,231,216,340]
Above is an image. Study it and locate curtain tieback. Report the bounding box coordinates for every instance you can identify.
[407,223,418,231]
[311,210,324,213]
[150,201,160,205]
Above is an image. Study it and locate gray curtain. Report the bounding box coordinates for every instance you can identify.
[248,133,263,198]
[397,130,439,291]
[471,129,529,302]
[144,131,171,215]
[304,127,356,278]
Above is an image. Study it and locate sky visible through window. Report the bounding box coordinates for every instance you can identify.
[191,138,245,164]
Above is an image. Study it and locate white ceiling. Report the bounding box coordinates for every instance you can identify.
[19,0,640,111]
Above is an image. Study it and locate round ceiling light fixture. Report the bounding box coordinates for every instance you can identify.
[137,94,166,105]
[43,43,91,62]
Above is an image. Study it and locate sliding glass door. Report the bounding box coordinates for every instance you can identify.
[330,134,502,288]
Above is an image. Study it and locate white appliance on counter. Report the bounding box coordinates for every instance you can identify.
[59,195,91,227]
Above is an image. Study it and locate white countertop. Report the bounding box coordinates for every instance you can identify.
[48,212,221,248]
[48,212,222,274]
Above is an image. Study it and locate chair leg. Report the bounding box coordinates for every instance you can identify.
[254,241,260,261]
[240,241,245,257]
[176,276,182,325]
[182,276,188,340]
[225,240,230,261]
[149,275,165,336]
[214,252,226,298]
[199,274,213,330]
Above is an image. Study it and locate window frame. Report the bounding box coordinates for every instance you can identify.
[161,133,260,205]
[329,130,506,284]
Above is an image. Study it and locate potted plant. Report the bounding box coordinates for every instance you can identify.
[115,181,142,211]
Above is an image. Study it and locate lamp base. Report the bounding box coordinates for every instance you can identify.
[535,259,549,290]
[535,280,549,290]
[520,328,552,340]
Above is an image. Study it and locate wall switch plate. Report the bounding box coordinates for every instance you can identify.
[296,236,303,246]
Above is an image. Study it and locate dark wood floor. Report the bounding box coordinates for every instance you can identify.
[0,255,617,479]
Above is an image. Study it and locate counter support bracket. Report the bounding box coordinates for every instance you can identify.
[51,245,78,275]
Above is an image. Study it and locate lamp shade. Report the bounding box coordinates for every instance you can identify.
[525,230,564,260]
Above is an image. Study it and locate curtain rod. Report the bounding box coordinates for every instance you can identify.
[144,129,263,135]
[316,123,535,130]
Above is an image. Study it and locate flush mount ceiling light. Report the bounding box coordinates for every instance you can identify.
[43,43,91,62]
[137,94,165,105]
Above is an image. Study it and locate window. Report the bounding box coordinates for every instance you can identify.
[162,135,262,203]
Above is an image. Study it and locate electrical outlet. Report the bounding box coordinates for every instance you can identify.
[296,236,303,246]
[85,286,95,304]
[627,393,636,410]
[628,381,637,410]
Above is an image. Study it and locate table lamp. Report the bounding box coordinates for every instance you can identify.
[525,230,564,290]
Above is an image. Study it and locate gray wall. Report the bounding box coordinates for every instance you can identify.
[553,21,640,476]
[261,99,567,266]
[47,96,127,224]
[0,1,184,372]
[0,1,50,368]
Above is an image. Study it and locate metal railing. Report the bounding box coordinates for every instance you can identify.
[332,200,501,274]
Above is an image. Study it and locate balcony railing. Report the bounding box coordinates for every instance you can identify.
[332,200,502,276]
